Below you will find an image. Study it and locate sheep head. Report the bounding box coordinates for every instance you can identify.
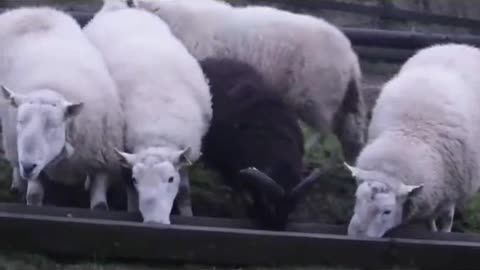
[1,85,81,181]
[344,162,423,238]
[238,167,321,230]
[114,146,191,224]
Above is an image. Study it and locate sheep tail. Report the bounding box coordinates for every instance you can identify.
[332,78,368,163]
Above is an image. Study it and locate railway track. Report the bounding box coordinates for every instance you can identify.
[0,202,479,269]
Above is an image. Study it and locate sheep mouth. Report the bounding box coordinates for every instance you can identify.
[238,167,324,230]
[19,167,41,181]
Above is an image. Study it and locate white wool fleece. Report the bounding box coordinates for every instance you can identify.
[357,43,480,221]
[134,0,366,162]
[0,6,124,186]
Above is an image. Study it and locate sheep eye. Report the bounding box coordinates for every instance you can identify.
[168,177,174,183]
[131,177,137,185]
[383,210,391,215]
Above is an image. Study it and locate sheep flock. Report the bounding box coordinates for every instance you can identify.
[0,0,479,239]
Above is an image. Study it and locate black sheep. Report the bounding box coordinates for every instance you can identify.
[200,57,320,230]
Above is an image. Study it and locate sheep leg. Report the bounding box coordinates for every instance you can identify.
[90,173,109,211]
[232,191,252,218]
[231,192,245,218]
[175,167,193,216]
[126,185,139,213]
[120,166,138,212]
[228,176,250,218]
[438,203,455,233]
[26,179,44,206]
[429,219,438,232]
[10,166,27,197]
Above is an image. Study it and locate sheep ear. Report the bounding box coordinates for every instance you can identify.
[64,142,75,158]
[113,148,135,167]
[397,183,424,199]
[239,167,285,199]
[1,85,26,108]
[344,162,361,177]
[64,102,84,119]
[177,147,192,166]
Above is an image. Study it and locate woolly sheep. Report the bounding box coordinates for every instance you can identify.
[0,6,125,210]
[199,57,320,230]
[133,0,367,163]
[344,43,480,238]
[83,0,212,224]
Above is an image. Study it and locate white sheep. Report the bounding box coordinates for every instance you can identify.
[0,6,125,210]
[83,0,212,224]
[344,43,480,238]
[133,0,366,163]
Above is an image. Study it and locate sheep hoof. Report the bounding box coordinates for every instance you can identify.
[26,193,43,207]
[178,205,193,216]
[9,186,21,196]
[92,202,109,211]
[430,219,438,232]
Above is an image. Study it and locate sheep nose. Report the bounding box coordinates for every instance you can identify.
[21,163,37,177]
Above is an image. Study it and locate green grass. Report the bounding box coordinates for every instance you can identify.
[0,158,15,203]
[0,253,359,270]
[458,195,480,232]
[0,253,421,270]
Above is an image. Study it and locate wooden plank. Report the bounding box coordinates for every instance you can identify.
[233,0,480,29]
[343,27,480,50]
[8,0,480,29]
[71,9,480,51]
[59,10,480,50]
[0,202,141,221]
[355,46,413,63]
[0,202,346,234]
[1,8,479,51]
[4,203,480,244]
[1,212,480,269]
[5,0,480,30]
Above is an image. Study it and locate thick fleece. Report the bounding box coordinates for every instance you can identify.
[134,0,366,163]
[0,6,124,206]
[355,44,480,229]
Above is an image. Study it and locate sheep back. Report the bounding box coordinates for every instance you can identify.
[83,7,211,161]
